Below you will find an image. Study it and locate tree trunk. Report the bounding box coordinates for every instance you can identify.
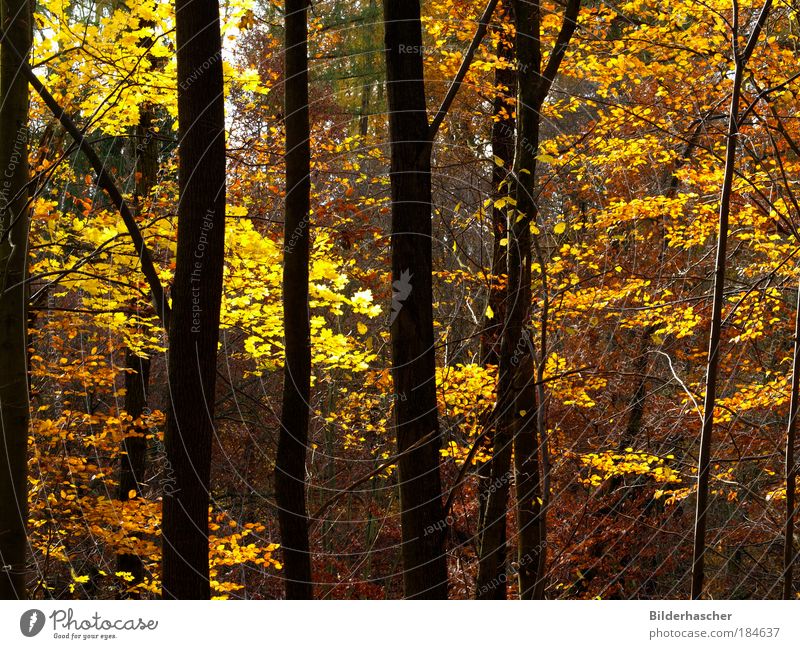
[476,0,516,597]
[477,0,580,600]
[0,0,31,600]
[117,351,151,585]
[691,60,742,602]
[359,82,371,138]
[117,81,159,588]
[480,0,515,370]
[162,0,226,599]
[691,0,772,599]
[509,0,547,600]
[383,0,448,599]
[275,0,313,600]
[784,278,800,598]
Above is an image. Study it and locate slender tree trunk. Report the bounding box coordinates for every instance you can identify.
[691,0,772,599]
[476,374,513,599]
[480,1,515,371]
[117,84,159,587]
[132,102,159,198]
[117,351,151,585]
[621,325,660,448]
[691,56,742,603]
[784,278,800,599]
[476,0,579,601]
[476,0,516,597]
[359,82,371,138]
[515,0,580,601]
[0,0,31,600]
[162,0,226,599]
[383,0,448,599]
[477,112,537,595]
[511,0,546,600]
[275,0,313,600]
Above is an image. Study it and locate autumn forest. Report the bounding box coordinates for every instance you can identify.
[0,0,799,602]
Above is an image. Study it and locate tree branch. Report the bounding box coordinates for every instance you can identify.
[537,0,581,104]
[740,0,773,63]
[20,63,171,329]
[310,430,438,526]
[427,0,501,142]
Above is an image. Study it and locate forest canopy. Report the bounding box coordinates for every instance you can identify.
[0,0,799,601]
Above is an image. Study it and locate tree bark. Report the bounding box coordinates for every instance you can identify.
[0,0,31,600]
[784,278,800,599]
[476,0,580,600]
[476,0,516,598]
[480,0,515,370]
[275,0,313,600]
[510,0,546,600]
[162,0,226,599]
[383,0,448,598]
[117,75,159,588]
[691,0,772,599]
[117,351,151,586]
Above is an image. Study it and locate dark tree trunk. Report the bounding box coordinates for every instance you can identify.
[508,0,548,601]
[621,326,658,448]
[117,83,159,588]
[477,0,580,600]
[383,0,448,599]
[359,82,371,137]
[0,0,31,600]
[784,278,800,598]
[162,0,226,599]
[691,0,772,599]
[480,0,515,370]
[476,0,516,597]
[117,351,151,585]
[475,374,514,600]
[691,58,742,602]
[275,0,313,600]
